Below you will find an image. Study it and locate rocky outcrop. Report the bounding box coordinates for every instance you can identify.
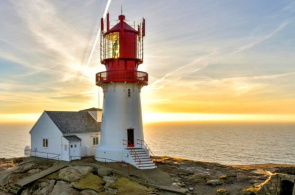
[243,173,295,195]
[1,156,295,195]
[58,166,93,182]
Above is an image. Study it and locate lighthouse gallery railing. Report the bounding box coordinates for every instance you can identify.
[96,70,148,85]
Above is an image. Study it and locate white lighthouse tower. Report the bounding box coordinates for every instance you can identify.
[95,13,156,169]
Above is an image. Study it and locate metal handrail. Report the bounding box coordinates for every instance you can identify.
[137,139,155,157]
[96,70,148,85]
[123,139,141,166]
[25,149,60,164]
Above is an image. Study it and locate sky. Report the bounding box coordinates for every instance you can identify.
[1,0,295,123]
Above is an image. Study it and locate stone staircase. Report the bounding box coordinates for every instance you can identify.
[127,148,156,169]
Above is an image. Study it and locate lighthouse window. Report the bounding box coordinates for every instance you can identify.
[128,89,131,97]
[93,137,99,145]
[43,139,48,148]
[105,32,120,59]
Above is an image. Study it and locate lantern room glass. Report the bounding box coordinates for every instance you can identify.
[105,32,120,59]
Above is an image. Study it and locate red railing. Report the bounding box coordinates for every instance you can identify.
[96,70,148,85]
[137,139,155,157]
[123,139,141,166]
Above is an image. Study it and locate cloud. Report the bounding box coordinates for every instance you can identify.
[231,21,289,54]
[149,49,218,87]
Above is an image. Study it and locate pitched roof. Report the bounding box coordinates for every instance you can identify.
[64,135,81,142]
[108,21,137,33]
[79,107,102,112]
[46,111,101,134]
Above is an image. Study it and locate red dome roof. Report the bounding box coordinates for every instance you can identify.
[106,15,137,34]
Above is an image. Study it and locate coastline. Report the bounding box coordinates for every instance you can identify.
[1,156,295,194]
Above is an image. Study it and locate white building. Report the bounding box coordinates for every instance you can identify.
[28,108,101,161]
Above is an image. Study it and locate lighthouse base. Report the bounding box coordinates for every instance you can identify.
[95,146,156,169]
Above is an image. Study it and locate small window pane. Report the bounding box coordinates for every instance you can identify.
[43,139,48,148]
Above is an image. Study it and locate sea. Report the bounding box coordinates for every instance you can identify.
[1,122,295,165]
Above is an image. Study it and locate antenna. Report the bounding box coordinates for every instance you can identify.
[121,6,123,15]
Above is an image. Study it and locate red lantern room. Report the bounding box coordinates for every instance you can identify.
[96,13,148,86]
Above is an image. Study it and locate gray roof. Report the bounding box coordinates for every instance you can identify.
[64,135,81,142]
[79,107,102,112]
[46,111,101,134]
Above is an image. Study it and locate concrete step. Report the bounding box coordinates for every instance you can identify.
[137,161,155,165]
[130,154,150,158]
[138,165,157,170]
[126,148,156,169]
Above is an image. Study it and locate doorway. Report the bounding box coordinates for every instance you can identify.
[69,141,81,160]
[280,180,294,195]
[127,129,134,147]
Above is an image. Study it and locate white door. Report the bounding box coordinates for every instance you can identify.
[69,141,81,160]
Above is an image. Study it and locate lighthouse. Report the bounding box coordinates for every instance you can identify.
[95,13,156,169]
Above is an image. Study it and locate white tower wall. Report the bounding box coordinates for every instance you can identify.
[95,82,144,162]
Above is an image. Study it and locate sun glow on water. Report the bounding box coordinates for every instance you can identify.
[142,113,295,123]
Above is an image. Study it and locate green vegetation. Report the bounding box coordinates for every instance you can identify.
[74,173,105,192]
[110,177,151,195]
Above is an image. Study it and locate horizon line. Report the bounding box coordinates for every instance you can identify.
[0,113,295,123]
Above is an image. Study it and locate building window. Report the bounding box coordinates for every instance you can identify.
[64,145,67,151]
[43,139,48,148]
[93,137,99,145]
[127,89,131,97]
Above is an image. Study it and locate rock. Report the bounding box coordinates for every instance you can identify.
[207,179,224,186]
[176,182,186,187]
[51,181,80,195]
[243,185,260,195]
[110,177,151,194]
[97,167,113,177]
[237,174,250,182]
[74,173,105,192]
[40,181,47,188]
[105,187,118,194]
[12,158,23,164]
[20,188,30,195]
[58,166,92,182]
[188,172,209,183]
[189,187,194,191]
[58,167,81,182]
[39,187,48,194]
[219,175,227,180]
[0,172,11,185]
[81,189,99,195]
[18,162,36,173]
[27,169,40,174]
[216,188,229,195]
[103,176,116,184]
[76,166,94,175]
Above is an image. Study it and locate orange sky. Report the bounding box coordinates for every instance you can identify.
[1,1,295,123]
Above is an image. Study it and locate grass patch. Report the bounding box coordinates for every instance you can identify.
[74,173,104,192]
[110,177,151,195]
